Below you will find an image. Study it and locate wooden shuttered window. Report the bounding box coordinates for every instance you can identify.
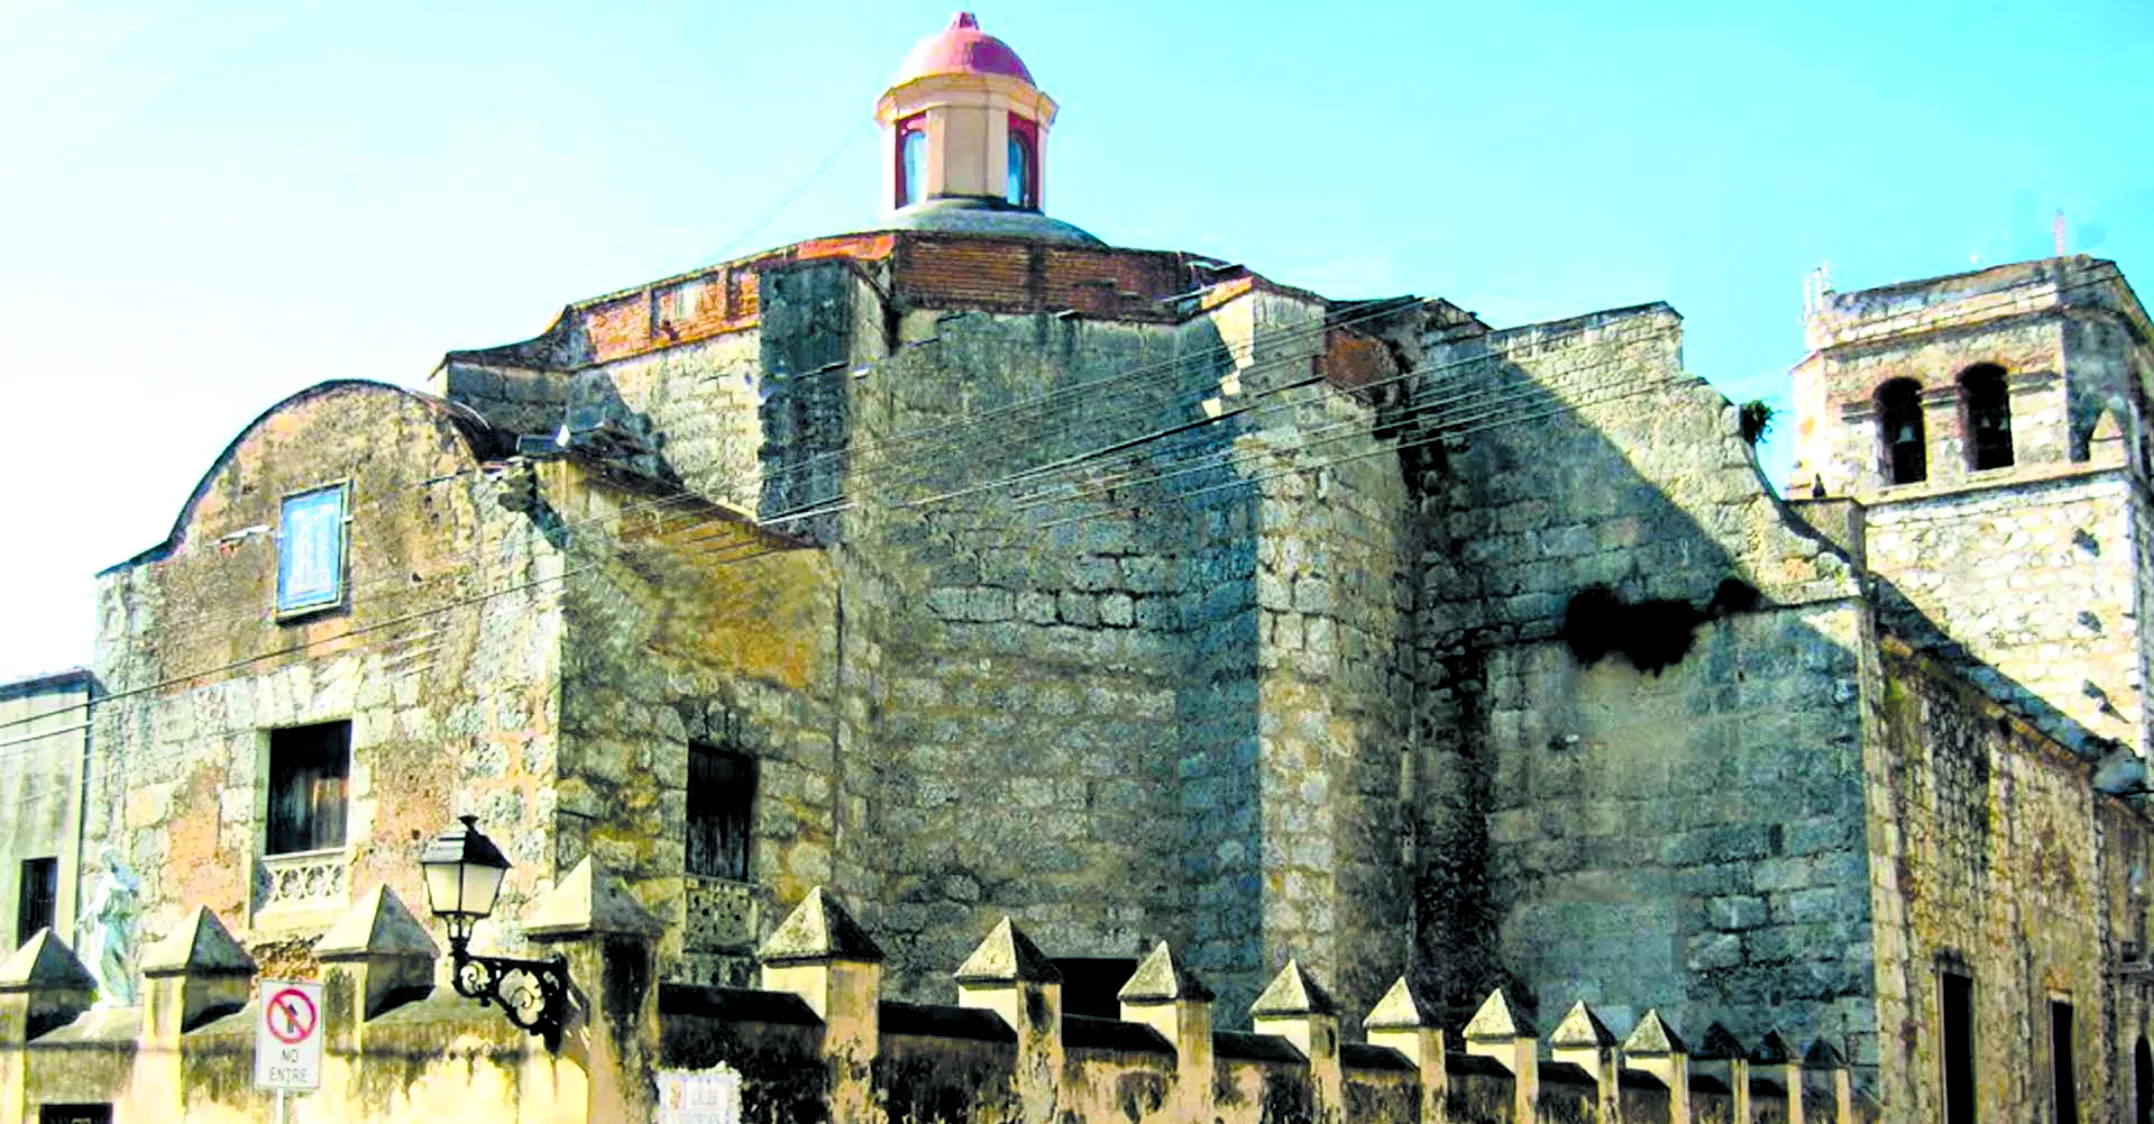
[686,744,756,882]
[267,721,350,855]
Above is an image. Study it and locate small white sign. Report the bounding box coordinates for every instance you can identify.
[254,979,324,1092]
[656,1065,743,1124]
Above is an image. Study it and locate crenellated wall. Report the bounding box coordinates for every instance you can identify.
[0,876,1879,1124]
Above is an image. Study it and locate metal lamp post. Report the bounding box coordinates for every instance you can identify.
[418,815,570,1038]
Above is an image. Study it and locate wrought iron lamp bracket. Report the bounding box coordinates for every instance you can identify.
[446,937,570,1038]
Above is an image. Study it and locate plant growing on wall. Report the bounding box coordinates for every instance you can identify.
[1739,399,1775,445]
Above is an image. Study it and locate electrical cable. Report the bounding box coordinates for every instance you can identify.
[5,266,2119,750]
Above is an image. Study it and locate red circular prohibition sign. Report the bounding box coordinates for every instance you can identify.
[266,987,318,1044]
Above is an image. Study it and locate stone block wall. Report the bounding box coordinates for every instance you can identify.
[564,329,766,511]
[544,461,848,987]
[815,279,1421,1019]
[1862,471,2148,755]
[432,357,570,443]
[1407,302,1871,1054]
[834,300,1208,1002]
[1862,636,2146,1123]
[1474,608,1874,1064]
[1240,300,1418,1022]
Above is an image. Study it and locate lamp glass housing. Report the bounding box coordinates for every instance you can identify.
[419,814,511,934]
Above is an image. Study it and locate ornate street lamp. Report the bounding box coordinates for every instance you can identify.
[419,815,570,1038]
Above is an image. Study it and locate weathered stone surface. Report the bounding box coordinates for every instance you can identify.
[1695,1022,1748,1062]
[1118,941,1213,1004]
[140,906,255,976]
[760,886,883,964]
[72,158,2154,1123]
[952,917,1060,984]
[1750,1028,1797,1065]
[524,856,665,938]
[315,885,437,959]
[1549,1000,1617,1048]
[1360,976,1433,1031]
[1248,958,1337,1018]
[0,930,98,992]
[1463,988,1535,1041]
[1622,1009,1687,1057]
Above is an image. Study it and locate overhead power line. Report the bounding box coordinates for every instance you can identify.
[0,313,1706,758]
[27,260,2099,751]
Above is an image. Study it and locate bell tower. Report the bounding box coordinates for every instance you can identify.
[876,13,1057,217]
[1789,256,2154,756]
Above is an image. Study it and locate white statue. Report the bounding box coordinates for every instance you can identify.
[75,845,142,1007]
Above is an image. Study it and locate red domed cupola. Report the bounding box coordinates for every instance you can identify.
[895,12,1035,86]
[875,11,1090,240]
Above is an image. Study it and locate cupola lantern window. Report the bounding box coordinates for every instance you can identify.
[896,116,928,209]
[1006,115,1038,210]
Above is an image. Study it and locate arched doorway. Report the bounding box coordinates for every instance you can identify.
[2136,1036,2152,1124]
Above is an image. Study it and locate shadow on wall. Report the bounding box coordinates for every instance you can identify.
[1397,301,2129,1089]
[1408,301,2130,1110]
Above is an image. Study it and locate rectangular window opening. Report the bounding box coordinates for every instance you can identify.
[2052,999,2079,1123]
[277,484,348,615]
[16,856,58,945]
[267,721,351,856]
[686,744,757,882]
[1942,970,1975,1124]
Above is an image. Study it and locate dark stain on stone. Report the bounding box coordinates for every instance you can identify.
[873,1046,1020,1123]
[1562,578,1762,675]
[1116,1071,1168,1121]
[1257,1070,1315,1123]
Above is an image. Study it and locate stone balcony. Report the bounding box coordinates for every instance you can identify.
[249,846,351,933]
[680,875,758,987]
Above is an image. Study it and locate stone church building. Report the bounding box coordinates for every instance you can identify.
[5,12,2152,1123]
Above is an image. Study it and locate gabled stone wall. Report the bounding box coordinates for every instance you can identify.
[87,382,567,949]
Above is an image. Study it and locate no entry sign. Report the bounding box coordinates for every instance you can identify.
[254,979,324,1091]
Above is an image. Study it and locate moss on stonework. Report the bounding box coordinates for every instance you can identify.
[250,936,321,985]
[659,1016,827,1124]
[873,1047,1021,1124]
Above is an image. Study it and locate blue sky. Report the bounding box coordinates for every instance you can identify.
[0,0,2148,680]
